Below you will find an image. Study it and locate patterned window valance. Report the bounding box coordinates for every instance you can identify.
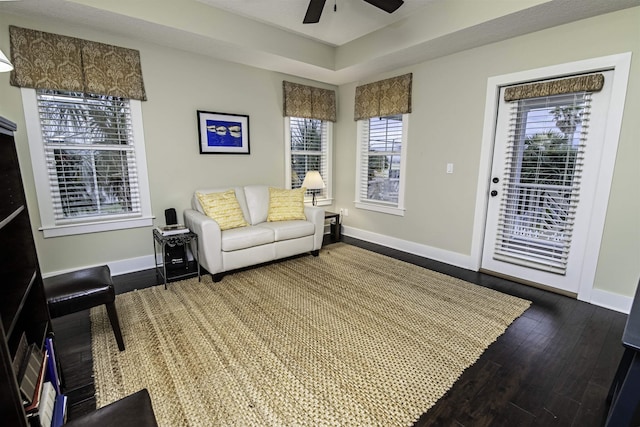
[504,73,604,102]
[283,81,336,122]
[354,73,412,121]
[9,26,147,101]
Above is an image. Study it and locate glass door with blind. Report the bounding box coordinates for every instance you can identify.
[481,71,613,295]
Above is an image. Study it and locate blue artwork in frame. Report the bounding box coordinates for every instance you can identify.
[197,110,250,154]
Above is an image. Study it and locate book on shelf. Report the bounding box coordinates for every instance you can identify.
[52,394,67,427]
[12,332,29,377]
[32,381,56,427]
[156,224,190,236]
[18,344,44,405]
[24,349,49,414]
[44,337,61,395]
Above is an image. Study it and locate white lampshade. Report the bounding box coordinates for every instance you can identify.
[0,49,13,72]
[302,171,325,190]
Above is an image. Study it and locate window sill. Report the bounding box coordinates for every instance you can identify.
[305,198,334,207]
[40,216,155,238]
[355,201,405,216]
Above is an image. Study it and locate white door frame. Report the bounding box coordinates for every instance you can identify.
[470,52,632,302]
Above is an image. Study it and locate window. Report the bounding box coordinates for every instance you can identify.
[285,117,332,205]
[355,114,408,215]
[493,92,590,274]
[22,88,153,237]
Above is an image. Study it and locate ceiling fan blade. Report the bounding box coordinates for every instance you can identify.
[303,0,327,24]
[363,0,404,14]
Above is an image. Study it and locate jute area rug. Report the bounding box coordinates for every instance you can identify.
[91,243,530,426]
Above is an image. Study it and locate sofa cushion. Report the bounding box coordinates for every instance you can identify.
[267,187,306,222]
[197,190,249,230]
[256,220,315,242]
[221,226,274,252]
[243,185,270,225]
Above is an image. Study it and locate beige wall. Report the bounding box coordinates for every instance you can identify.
[0,13,335,275]
[0,8,638,301]
[334,7,640,299]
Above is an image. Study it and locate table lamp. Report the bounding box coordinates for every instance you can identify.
[302,171,325,206]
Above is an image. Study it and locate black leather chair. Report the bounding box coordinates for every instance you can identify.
[64,389,158,427]
[44,265,125,351]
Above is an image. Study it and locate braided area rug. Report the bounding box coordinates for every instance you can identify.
[91,243,530,426]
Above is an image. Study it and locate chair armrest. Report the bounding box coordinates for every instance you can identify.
[305,206,325,250]
[184,209,223,274]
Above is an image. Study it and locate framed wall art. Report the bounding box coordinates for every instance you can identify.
[197,110,250,154]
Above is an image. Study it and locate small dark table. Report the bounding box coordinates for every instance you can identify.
[152,229,200,289]
[324,211,341,242]
[606,279,640,426]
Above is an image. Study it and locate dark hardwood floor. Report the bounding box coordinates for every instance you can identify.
[51,236,627,426]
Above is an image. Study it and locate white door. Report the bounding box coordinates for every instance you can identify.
[481,71,613,295]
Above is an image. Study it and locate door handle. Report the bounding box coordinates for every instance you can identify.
[491,190,498,197]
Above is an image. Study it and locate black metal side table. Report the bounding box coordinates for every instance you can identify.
[324,211,341,242]
[152,229,200,289]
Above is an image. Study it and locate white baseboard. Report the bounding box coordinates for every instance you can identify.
[43,227,633,315]
[110,255,157,276]
[42,243,204,279]
[42,254,156,279]
[342,225,474,271]
[589,288,633,314]
[342,225,634,315]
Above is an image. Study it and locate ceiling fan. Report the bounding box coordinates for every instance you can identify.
[303,0,405,24]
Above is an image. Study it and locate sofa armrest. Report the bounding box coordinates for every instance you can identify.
[184,209,223,274]
[305,206,325,250]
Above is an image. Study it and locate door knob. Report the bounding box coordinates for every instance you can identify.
[492,177,499,183]
[491,190,498,197]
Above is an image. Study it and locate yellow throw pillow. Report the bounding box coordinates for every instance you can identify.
[267,187,307,222]
[196,190,248,230]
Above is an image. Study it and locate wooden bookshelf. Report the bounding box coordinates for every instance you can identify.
[0,116,52,426]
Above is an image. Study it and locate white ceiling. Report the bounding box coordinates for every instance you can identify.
[1,0,638,85]
[196,0,434,46]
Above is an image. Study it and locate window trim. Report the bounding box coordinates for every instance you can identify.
[21,88,153,238]
[355,114,409,216]
[284,117,333,206]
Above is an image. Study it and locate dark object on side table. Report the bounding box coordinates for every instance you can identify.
[44,265,125,351]
[324,211,341,242]
[606,278,640,426]
[164,244,187,270]
[64,388,158,427]
[164,207,177,225]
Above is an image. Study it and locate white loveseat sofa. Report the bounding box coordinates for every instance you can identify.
[184,185,324,281]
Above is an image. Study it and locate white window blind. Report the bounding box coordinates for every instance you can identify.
[494,92,591,274]
[37,90,141,223]
[289,117,329,201]
[357,115,404,206]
